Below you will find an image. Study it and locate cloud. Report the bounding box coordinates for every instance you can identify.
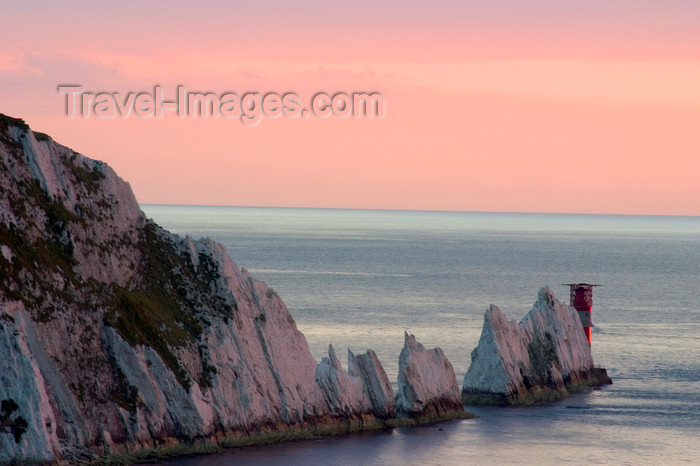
[0,53,40,76]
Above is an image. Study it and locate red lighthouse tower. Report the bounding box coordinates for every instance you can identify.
[563,283,600,346]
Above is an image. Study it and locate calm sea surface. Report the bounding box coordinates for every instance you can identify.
[141,206,700,465]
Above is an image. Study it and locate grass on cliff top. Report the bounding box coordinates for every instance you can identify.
[0,113,29,131]
[0,114,30,159]
[32,131,51,142]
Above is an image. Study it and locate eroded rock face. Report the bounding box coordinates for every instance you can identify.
[0,115,469,462]
[462,287,611,405]
[348,349,395,420]
[0,115,338,461]
[315,345,374,418]
[0,304,61,463]
[396,333,463,418]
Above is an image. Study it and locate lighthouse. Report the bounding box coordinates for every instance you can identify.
[563,283,600,346]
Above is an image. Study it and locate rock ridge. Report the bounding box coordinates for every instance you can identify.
[0,114,468,463]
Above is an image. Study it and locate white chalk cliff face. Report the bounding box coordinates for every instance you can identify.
[316,345,375,418]
[315,346,396,421]
[396,333,462,417]
[462,287,611,405]
[0,114,467,462]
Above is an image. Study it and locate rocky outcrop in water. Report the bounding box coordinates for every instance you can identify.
[348,349,396,420]
[462,287,611,405]
[396,333,462,418]
[0,114,468,463]
[315,345,375,419]
[314,344,407,427]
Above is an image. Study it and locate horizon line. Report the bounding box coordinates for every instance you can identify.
[138,203,700,219]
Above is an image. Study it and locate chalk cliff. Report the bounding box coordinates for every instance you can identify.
[462,287,611,405]
[0,114,467,463]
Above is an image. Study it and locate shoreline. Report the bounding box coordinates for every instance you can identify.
[102,410,476,465]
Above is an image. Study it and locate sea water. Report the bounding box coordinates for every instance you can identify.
[141,206,700,465]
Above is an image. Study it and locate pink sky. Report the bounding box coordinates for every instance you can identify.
[2,1,699,215]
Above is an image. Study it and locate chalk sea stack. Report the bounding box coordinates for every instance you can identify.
[0,114,468,463]
[315,345,394,423]
[396,333,463,419]
[462,287,611,405]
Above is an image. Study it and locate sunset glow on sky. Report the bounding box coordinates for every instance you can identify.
[2,1,699,215]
